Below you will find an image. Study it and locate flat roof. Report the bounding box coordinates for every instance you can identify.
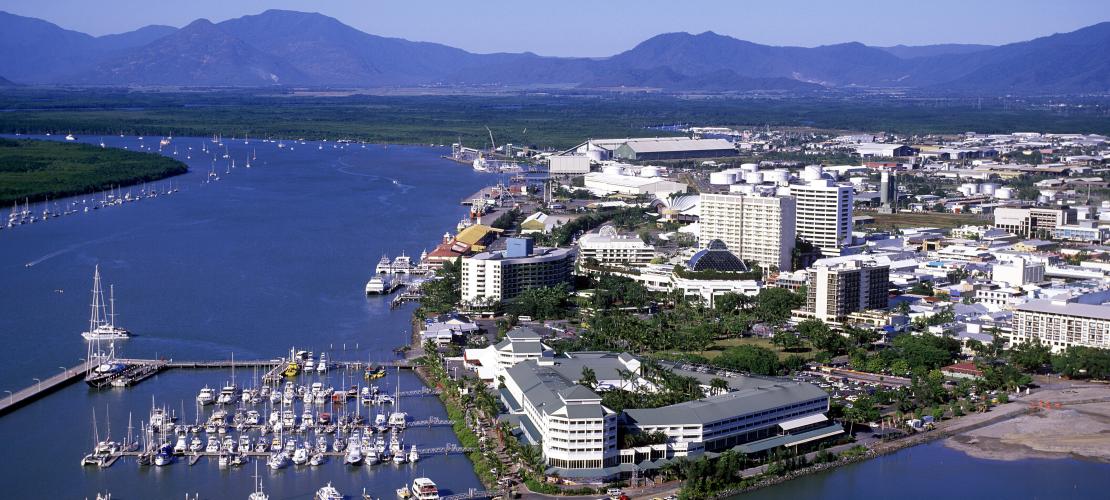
[1015,299,1110,321]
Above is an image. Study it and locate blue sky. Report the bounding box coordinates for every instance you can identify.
[3,0,1108,56]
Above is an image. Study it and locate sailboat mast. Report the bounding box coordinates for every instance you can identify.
[109,284,117,328]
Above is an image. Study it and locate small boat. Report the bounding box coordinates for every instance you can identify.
[364,365,386,380]
[267,451,289,470]
[249,462,269,500]
[309,453,326,466]
[396,484,412,499]
[154,451,173,467]
[65,133,76,141]
[189,436,203,452]
[218,450,231,468]
[173,434,188,455]
[407,445,419,463]
[315,483,343,500]
[292,447,309,466]
[344,445,363,465]
[411,478,440,500]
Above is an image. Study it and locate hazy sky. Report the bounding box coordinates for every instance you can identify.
[3,0,1109,56]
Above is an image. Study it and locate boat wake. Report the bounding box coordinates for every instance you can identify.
[24,229,140,268]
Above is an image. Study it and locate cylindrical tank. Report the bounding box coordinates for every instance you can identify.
[740,163,759,172]
[602,165,623,176]
[995,187,1014,199]
[709,171,735,185]
[960,182,979,194]
[980,183,999,195]
[729,183,755,194]
[802,165,824,181]
[640,166,660,178]
[765,169,789,184]
[743,171,764,184]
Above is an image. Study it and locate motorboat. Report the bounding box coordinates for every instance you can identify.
[173,434,188,455]
[314,483,343,500]
[189,436,203,452]
[344,445,363,465]
[408,445,419,463]
[196,386,216,406]
[267,452,289,470]
[388,411,408,429]
[206,437,220,453]
[292,447,309,466]
[154,451,173,466]
[309,453,325,466]
[411,478,440,500]
[217,384,239,405]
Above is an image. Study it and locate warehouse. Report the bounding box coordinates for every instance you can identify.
[613,138,737,161]
[582,172,689,197]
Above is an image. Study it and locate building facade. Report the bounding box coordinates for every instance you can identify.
[803,255,890,323]
[1010,299,1110,352]
[700,193,796,271]
[461,238,576,304]
[790,180,854,254]
[994,207,1078,239]
[577,226,656,267]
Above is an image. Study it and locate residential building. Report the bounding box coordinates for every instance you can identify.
[801,255,890,323]
[700,193,796,271]
[460,238,576,304]
[789,179,854,254]
[577,226,655,267]
[994,206,1078,238]
[1010,298,1110,352]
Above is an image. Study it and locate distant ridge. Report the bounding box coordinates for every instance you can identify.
[0,9,1107,94]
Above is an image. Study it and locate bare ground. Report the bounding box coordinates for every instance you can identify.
[946,383,1110,462]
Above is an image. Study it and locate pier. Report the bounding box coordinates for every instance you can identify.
[0,360,90,416]
[0,357,420,419]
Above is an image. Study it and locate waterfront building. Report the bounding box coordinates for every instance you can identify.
[460,237,575,304]
[1010,298,1110,352]
[577,226,655,267]
[699,193,795,271]
[799,255,890,323]
[789,179,854,254]
[612,138,737,161]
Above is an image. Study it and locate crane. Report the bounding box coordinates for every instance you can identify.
[485,126,496,154]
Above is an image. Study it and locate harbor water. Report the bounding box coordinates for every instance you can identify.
[0,135,490,498]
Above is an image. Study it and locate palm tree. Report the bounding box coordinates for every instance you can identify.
[579,367,598,390]
[709,378,729,396]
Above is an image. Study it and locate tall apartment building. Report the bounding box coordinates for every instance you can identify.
[700,193,796,271]
[789,179,853,254]
[994,206,1078,238]
[1010,298,1110,352]
[461,238,576,304]
[803,255,890,323]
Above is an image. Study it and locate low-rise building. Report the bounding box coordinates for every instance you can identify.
[577,226,655,267]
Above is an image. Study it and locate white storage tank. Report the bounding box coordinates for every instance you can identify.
[602,165,624,176]
[980,183,999,195]
[709,171,736,185]
[743,171,764,184]
[960,182,980,195]
[802,165,824,181]
[995,187,1014,199]
[729,183,755,194]
[639,166,660,177]
[586,149,606,162]
[764,169,790,184]
[740,163,759,172]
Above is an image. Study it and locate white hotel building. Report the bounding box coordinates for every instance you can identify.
[788,179,853,254]
[699,193,796,271]
[1010,298,1110,352]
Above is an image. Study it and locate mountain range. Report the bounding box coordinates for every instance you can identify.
[1,9,1107,94]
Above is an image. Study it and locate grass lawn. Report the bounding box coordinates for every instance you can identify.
[856,211,988,230]
[696,336,816,361]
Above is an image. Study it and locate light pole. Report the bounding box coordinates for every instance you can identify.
[3,390,11,404]
[60,366,68,377]
[33,378,41,393]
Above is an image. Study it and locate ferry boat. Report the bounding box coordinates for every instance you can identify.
[82,265,132,340]
[411,478,440,500]
[375,255,392,274]
[365,275,398,295]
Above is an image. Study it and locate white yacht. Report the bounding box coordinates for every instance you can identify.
[314,483,343,500]
[292,447,309,466]
[365,275,394,295]
[82,265,132,340]
[196,386,216,406]
[407,444,419,463]
[411,478,440,500]
[344,445,363,465]
[217,384,239,405]
[267,452,289,470]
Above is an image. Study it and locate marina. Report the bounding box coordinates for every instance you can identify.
[0,135,490,498]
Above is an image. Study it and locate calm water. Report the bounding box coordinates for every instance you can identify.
[0,135,490,498]
[735,441,1110,499]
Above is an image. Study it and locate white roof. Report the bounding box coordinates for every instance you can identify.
[624,138,734,153]
[779,413,829,431]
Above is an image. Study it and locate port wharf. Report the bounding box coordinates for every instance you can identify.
[0,358,421,418]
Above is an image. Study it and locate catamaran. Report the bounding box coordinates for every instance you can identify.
[82,265,131,340]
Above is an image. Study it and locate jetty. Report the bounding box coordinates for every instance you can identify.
[0,357,419,419]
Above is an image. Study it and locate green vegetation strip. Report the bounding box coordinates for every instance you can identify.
[0,138,187,204]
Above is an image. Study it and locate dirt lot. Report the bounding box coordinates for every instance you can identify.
[946,382,1110,462]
